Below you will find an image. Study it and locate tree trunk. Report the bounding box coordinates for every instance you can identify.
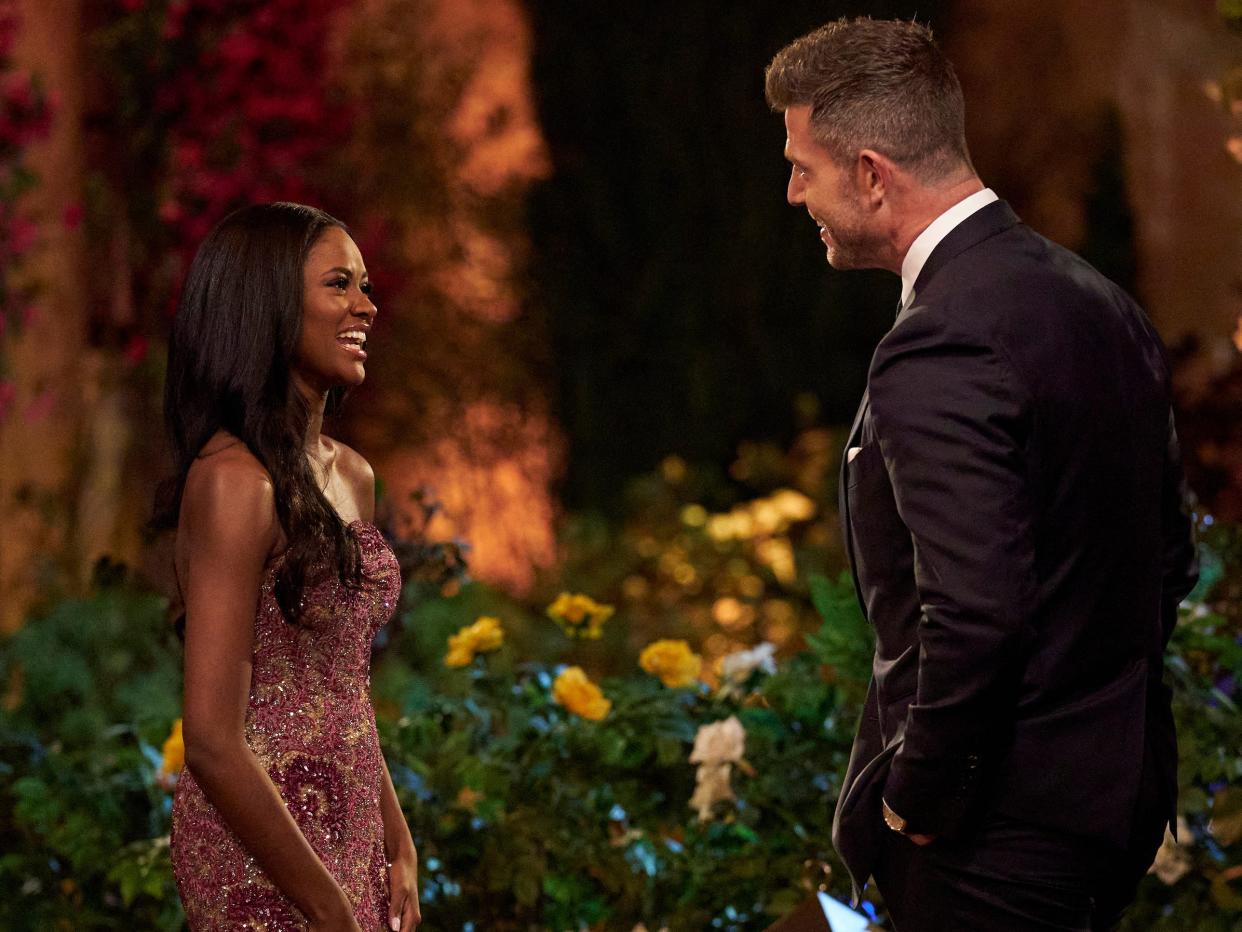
[0,0,89,632]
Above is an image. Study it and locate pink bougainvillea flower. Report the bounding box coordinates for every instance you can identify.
[23,388,54,424]
[62,202,83,230]
[0,19,17,60]
[0,380,16,422]
[8,216,37,256]
[172,141,203,170]
[123,333,148,365]
[4,73,33,110]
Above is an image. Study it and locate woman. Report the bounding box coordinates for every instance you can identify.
[154,203,421,931]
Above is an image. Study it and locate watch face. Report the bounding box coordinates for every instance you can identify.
[882,801,906,832]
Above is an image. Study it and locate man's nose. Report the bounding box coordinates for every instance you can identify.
[787,170,804,206]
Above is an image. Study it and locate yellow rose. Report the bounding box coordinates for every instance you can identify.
[445,616,505,667]
[547,592,615,639]
[467,616,504,651]
[160,718,185,777]
[639,639,702,688]
[769,488,816,523]
[552,666,611,720]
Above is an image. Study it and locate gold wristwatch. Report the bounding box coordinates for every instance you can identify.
[882,798,907,833]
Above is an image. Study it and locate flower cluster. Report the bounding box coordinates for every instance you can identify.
[97,0,349,325]
[445,616,505,667]
[639,639,702,688]
[687,716,749,821]
[701,488,816,542]
[158,0,349,245]
[551,666,611,720]
[546,592,614,639]
[0,2,55,407]
[0,70,52,154]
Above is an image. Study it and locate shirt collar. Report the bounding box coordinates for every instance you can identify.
[899,187,998,309]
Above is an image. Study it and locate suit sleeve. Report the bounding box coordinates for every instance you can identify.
[1159,407,1198,648]
[868,307,1036,837]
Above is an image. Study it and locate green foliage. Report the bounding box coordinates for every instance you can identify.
[1120,521,1242,931]
[805,572,873,707]
[0,565,183,930]
[375,644,858,930]
[1,517,1240,929]
[549,431,849,682]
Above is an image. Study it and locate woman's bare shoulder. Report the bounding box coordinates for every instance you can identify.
[181,434,279,550]
[186,434,271,500]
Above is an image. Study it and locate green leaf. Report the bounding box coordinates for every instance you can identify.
[805,572,873,691]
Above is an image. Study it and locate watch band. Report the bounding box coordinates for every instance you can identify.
[882,798,907,833]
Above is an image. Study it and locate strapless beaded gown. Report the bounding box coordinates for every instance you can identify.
[171,521,401,930]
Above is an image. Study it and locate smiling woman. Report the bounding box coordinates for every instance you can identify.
[150,203,422,932]
[300,227,376,391]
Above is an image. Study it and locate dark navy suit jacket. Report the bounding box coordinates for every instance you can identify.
[831,200,1199,899]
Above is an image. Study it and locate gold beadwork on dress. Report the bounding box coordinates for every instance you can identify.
[171,521,401,930]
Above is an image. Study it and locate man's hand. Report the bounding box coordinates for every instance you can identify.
[907,832,936,846]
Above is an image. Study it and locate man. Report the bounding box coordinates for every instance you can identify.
[764,18,1198,931]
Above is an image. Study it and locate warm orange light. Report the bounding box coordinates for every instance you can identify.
[382,400,560,594]
[356,0,559,594]
[1228,136,1242,165]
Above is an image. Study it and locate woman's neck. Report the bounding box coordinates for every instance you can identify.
[292,373,329,455]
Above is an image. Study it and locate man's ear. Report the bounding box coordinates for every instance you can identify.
[857,149,892,207]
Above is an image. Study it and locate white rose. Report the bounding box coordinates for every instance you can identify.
[688,762,736,821]
[689,715,746,766]
[720,642,777,681]
[1148,817,1193,885]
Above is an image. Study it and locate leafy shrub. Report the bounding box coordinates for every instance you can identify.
[0,562,182,929]
[0,508,1239,929]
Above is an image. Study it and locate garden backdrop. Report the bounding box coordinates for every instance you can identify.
[2,0,1242,929]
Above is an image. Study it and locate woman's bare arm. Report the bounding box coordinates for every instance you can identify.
[179,453,357,927]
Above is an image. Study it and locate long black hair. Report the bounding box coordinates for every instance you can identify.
[152,202,362,624]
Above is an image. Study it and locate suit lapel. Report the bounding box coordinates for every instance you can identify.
[839,389,869,614]
[836,204,1021,619]
[844,388,869,451]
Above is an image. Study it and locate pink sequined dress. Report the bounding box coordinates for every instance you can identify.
[171,520,401,930]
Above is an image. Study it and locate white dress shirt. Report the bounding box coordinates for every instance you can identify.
[899,187,998,310]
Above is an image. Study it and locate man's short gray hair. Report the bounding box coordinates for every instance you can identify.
[765,17,973,182]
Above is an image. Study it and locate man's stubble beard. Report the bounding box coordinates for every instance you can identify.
[824,223,887,271]
[821,192,886,271]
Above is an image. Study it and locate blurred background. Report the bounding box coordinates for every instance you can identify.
[1,0,1241,929]
[1,0,1240,622]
